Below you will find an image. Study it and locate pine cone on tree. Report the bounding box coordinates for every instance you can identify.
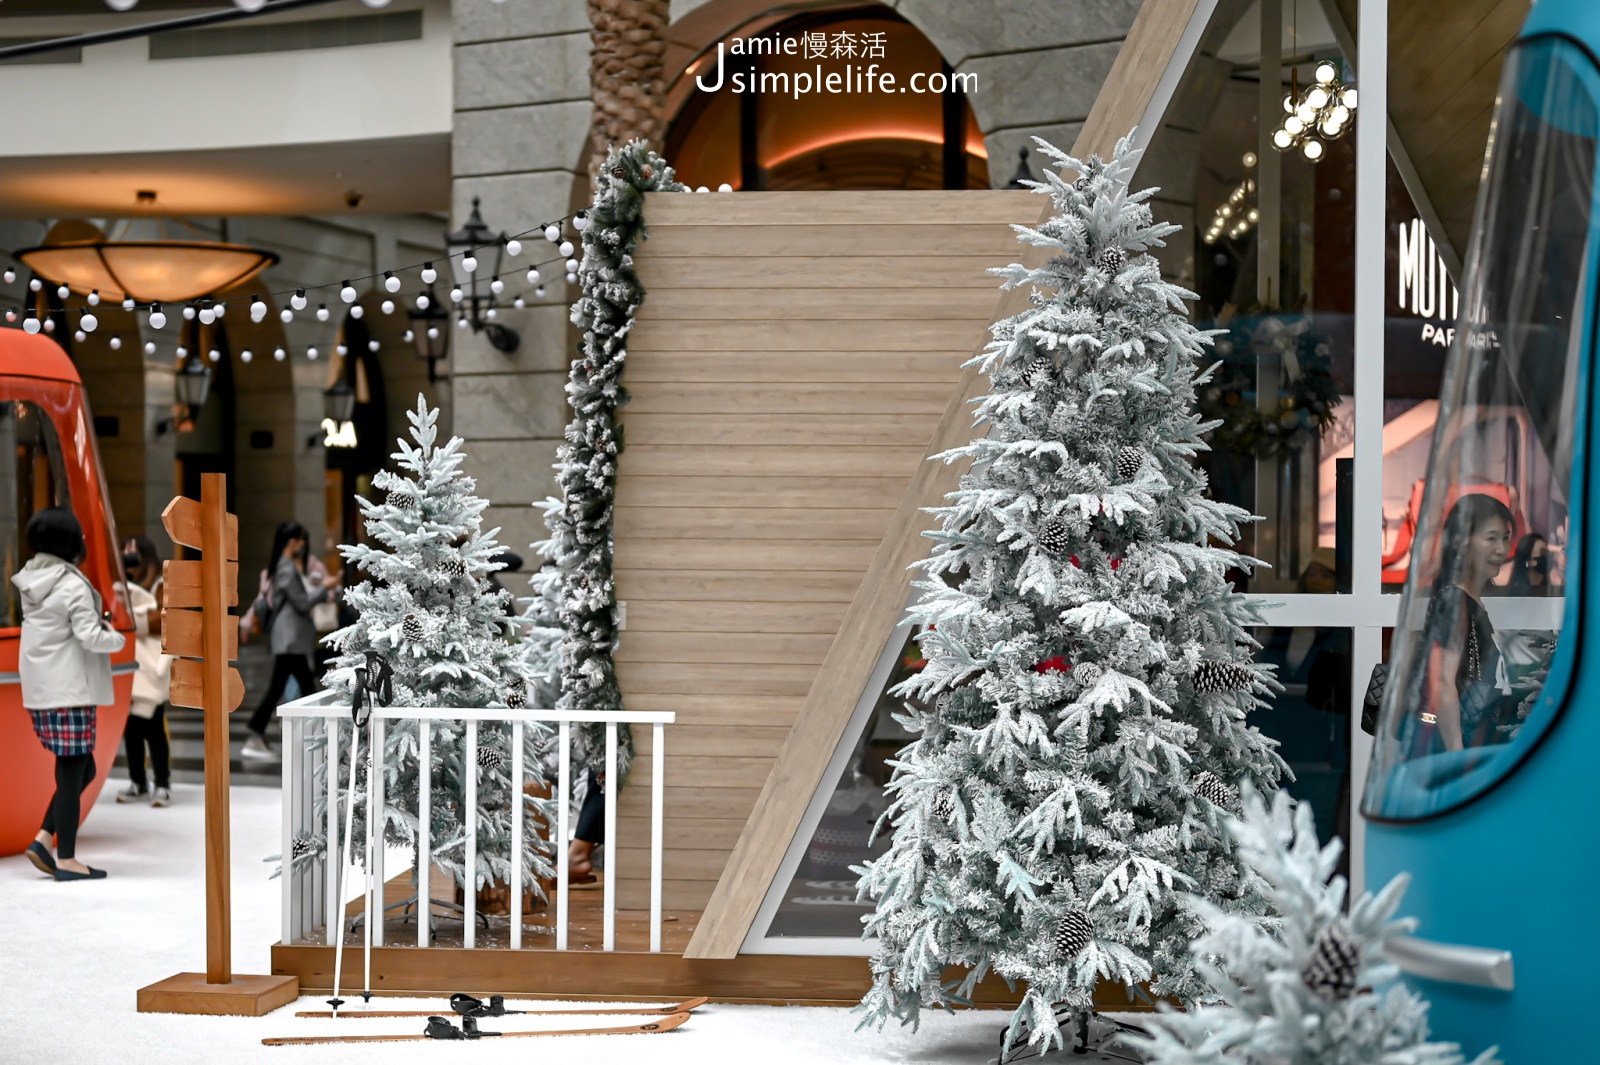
[291,836,314,860]
[1073,661,1103,689]
[477,746,505,771]
[441,555,467,578]
[1097,247,1128,276]
[1192,658,1254,694]
[1024,355,1056,390]
[1114,446,1144,481]
[505,676,527,709]
[402,612,426,643]
[1054,910,1094,959]
[1072,174,1092,193]
[932,792,956,820]
[387,489,415,510]
[1302,920,1362,1000]
[1038,517,1070,557]
[1193,770,1236,809]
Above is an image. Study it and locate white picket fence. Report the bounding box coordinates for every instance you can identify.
[276,688,674,953]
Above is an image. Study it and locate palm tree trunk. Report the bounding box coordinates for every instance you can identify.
[586,0,670,178]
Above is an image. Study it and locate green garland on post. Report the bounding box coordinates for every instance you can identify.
[547,140,684,784]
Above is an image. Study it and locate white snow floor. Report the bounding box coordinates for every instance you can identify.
[0,780,1136,1065]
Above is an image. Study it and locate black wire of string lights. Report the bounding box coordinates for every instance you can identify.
[0,208,593,357]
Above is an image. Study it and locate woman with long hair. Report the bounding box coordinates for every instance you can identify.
[242,521,339,761]
[1507,532,1551,596]
[1410,493,1515,754]
[115,534,172,805]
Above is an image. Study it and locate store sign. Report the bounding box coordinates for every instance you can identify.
[321,418,357,448]
[1396,218,1460,344]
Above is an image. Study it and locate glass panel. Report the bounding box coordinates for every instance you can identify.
[1364,37,1597,821]
[761,626,921,938]
[1190,22,1354,593]
[0,400,74,627]
[1252,626,1352,875]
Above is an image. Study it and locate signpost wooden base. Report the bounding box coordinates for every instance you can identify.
[137,474,298,1015]
[137,972,299,1017]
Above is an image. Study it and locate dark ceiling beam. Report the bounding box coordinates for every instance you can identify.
[0,0,347,63]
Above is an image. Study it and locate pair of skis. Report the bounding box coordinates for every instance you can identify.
[264,995,706,1046]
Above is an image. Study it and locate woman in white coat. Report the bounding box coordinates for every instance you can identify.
[15,508,127,881]
[115,535,172,806]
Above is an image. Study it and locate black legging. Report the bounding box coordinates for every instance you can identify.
[576,769,606,846]
[248,653,316,736]
[123,705,171,790]
[40,753,96,860]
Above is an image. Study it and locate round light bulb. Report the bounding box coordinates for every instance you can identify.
[381,300,395,315]
[2,268,13,284]
[416,294,430,311]
[3,310,12,322]
[149,307,167,330]
[490,277,504,295]
[526,268,541,284]
[42,319,54,333]
[383,271,400,293]
[506,238,522,257]
[87,290,100,306]
[535,285,545,298]
[240,349,253,363]
[1284,116,1304,135]
[307,347,319,360]
[341,282,357,303]
[513,296,525,309]
[573,212,589,231]
[1302,139,1325,161]
[213,302,225,318]
[1296,104,1316,124]
[291,290,307,310]
[29,278,41,292]
[558,240,574,257]
[1341,88,1358,108]
[457,317,469,329]
[74,330,87,343]
[462,254,477,275]
[57,284,70,299]
[250,298,266,321]
[485,307,497,320]
[274,347,286,361]
[427,327,439,339]
[368,339,380,352]
[175,346,187,358]
[565,259,579,273]
[1273,129,1294,150]
[198,307,215,325]
[566,272,577,284]
[144,342,156,355]
[280,308,294,324]
[421,263,437,284]
[208,349,220,362]
[403,330,415,342]
[1247,208,1260,222]
[317,305,330,322]
[122,297,134,310]
[450,287,463,303]
[350,304,364,319]
[1315,61,1337,84]
[80,312,98,332]
[23,315,39,334]
[696,186,710,194]
[336,344,348,356]
[718,183,733,192]
[1306,86,1329,110]
[544,224,560,242]
[1283,93,1296,114]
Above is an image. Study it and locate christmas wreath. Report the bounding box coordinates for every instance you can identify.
[1196,310,1342,457]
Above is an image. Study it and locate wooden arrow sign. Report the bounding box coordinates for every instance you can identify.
[163,606,239,661]
[170,657,246,713]
[164,560,239,608]
[162,496,239,560]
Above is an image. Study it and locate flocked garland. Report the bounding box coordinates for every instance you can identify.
[546,140,685,784]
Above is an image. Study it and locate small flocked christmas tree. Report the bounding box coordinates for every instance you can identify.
[855,134,1286,1058]
[519,497,566,715]
[1133,787,1501,1065]
[321,396,554,899]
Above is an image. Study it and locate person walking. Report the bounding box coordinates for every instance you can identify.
[15,508,127,881]
[242,522,338,761]
[115,535,173,806]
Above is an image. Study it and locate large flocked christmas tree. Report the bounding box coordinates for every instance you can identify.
[321,396,553,900]
[1134,788,1500,1065]
[855,134,1286,1057]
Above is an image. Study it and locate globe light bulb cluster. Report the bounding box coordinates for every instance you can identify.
[1273,61,1357,162]
[1204,153,1260,245]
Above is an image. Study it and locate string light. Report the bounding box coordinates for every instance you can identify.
[148,304,166,329]
[121,297,134,310]
[505,237,522,257]
[250,295,266,322]
[144,341,156,355]
[280,308,294,324]
[241,348,253,363]
[74,330,87,343]
[2,268,13,283]
[42,318,54,333]
[340,281,357,303]
[307,346,319,359]
[381,299,395,315]
[490,277,504,295]
[110,336,122,350]
[450,287,463,303]
[80,312,98,332]
[316,305,330,322]
[558,240,574,258]
[291,289,307,310]
[526,268,541,284]
[349,304,364,319]
[56,284,69,299]
[274,347,286,361]
[367,339,380,352]
[421,262,437,284]
[208,349,220,362]
[87,290,100,306]
[416,293,431,310]
[573,211,589,232]
[462,253,477,274]
[29,278,41,292]
[565,259,579,273]
[22,311,38,334]
[383,271,400,293]
[3,310,12,322]
[198,301,215,325]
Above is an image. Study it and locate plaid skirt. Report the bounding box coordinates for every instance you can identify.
[28,706,97,756]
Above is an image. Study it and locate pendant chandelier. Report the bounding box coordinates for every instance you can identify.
[13,191,278,304]
[1273,61,1357,162]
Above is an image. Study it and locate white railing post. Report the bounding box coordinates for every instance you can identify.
[651,721,665,953]
[464,720,478,949]
[557,721,570,951]
[603,723,617,952]
[511,720,525,950]
[371,716,386,947]
[281,714,297,945]
[416,717,431,949]
[325,718,341,947]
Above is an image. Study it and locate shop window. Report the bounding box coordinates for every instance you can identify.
[1364,36,1595,821]
[0,400,74,627]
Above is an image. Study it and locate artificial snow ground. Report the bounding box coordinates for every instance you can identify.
[1,780,1146,1065]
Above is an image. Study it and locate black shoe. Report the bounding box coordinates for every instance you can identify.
[54,865,107,881]
[25,842,56,875]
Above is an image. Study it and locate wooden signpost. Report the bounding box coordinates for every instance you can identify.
[137,473,299,1016]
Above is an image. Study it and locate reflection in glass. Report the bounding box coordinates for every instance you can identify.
[0,400,73,627]
[762,627,925,938]
[1364,36,1594,821]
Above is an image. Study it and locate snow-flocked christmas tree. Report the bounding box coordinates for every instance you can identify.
[1132,787,1501,1065]
[855,134,1286,1057]
[520,497,566,715]
[321,396,554,898]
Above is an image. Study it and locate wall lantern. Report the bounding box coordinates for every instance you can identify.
[407,285,450,382]
[445,197,520,354]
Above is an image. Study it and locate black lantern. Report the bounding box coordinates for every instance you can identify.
[407,285,450,382]
[323,376,356,424]
[444,196,519,354]
[173,354,212,417]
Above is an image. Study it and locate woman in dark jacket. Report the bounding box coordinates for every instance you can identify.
[242,522,339,761]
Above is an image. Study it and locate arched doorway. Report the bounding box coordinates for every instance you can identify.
[666,6,988,190]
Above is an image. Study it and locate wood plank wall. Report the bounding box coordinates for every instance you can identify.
[610,190,1037,912]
